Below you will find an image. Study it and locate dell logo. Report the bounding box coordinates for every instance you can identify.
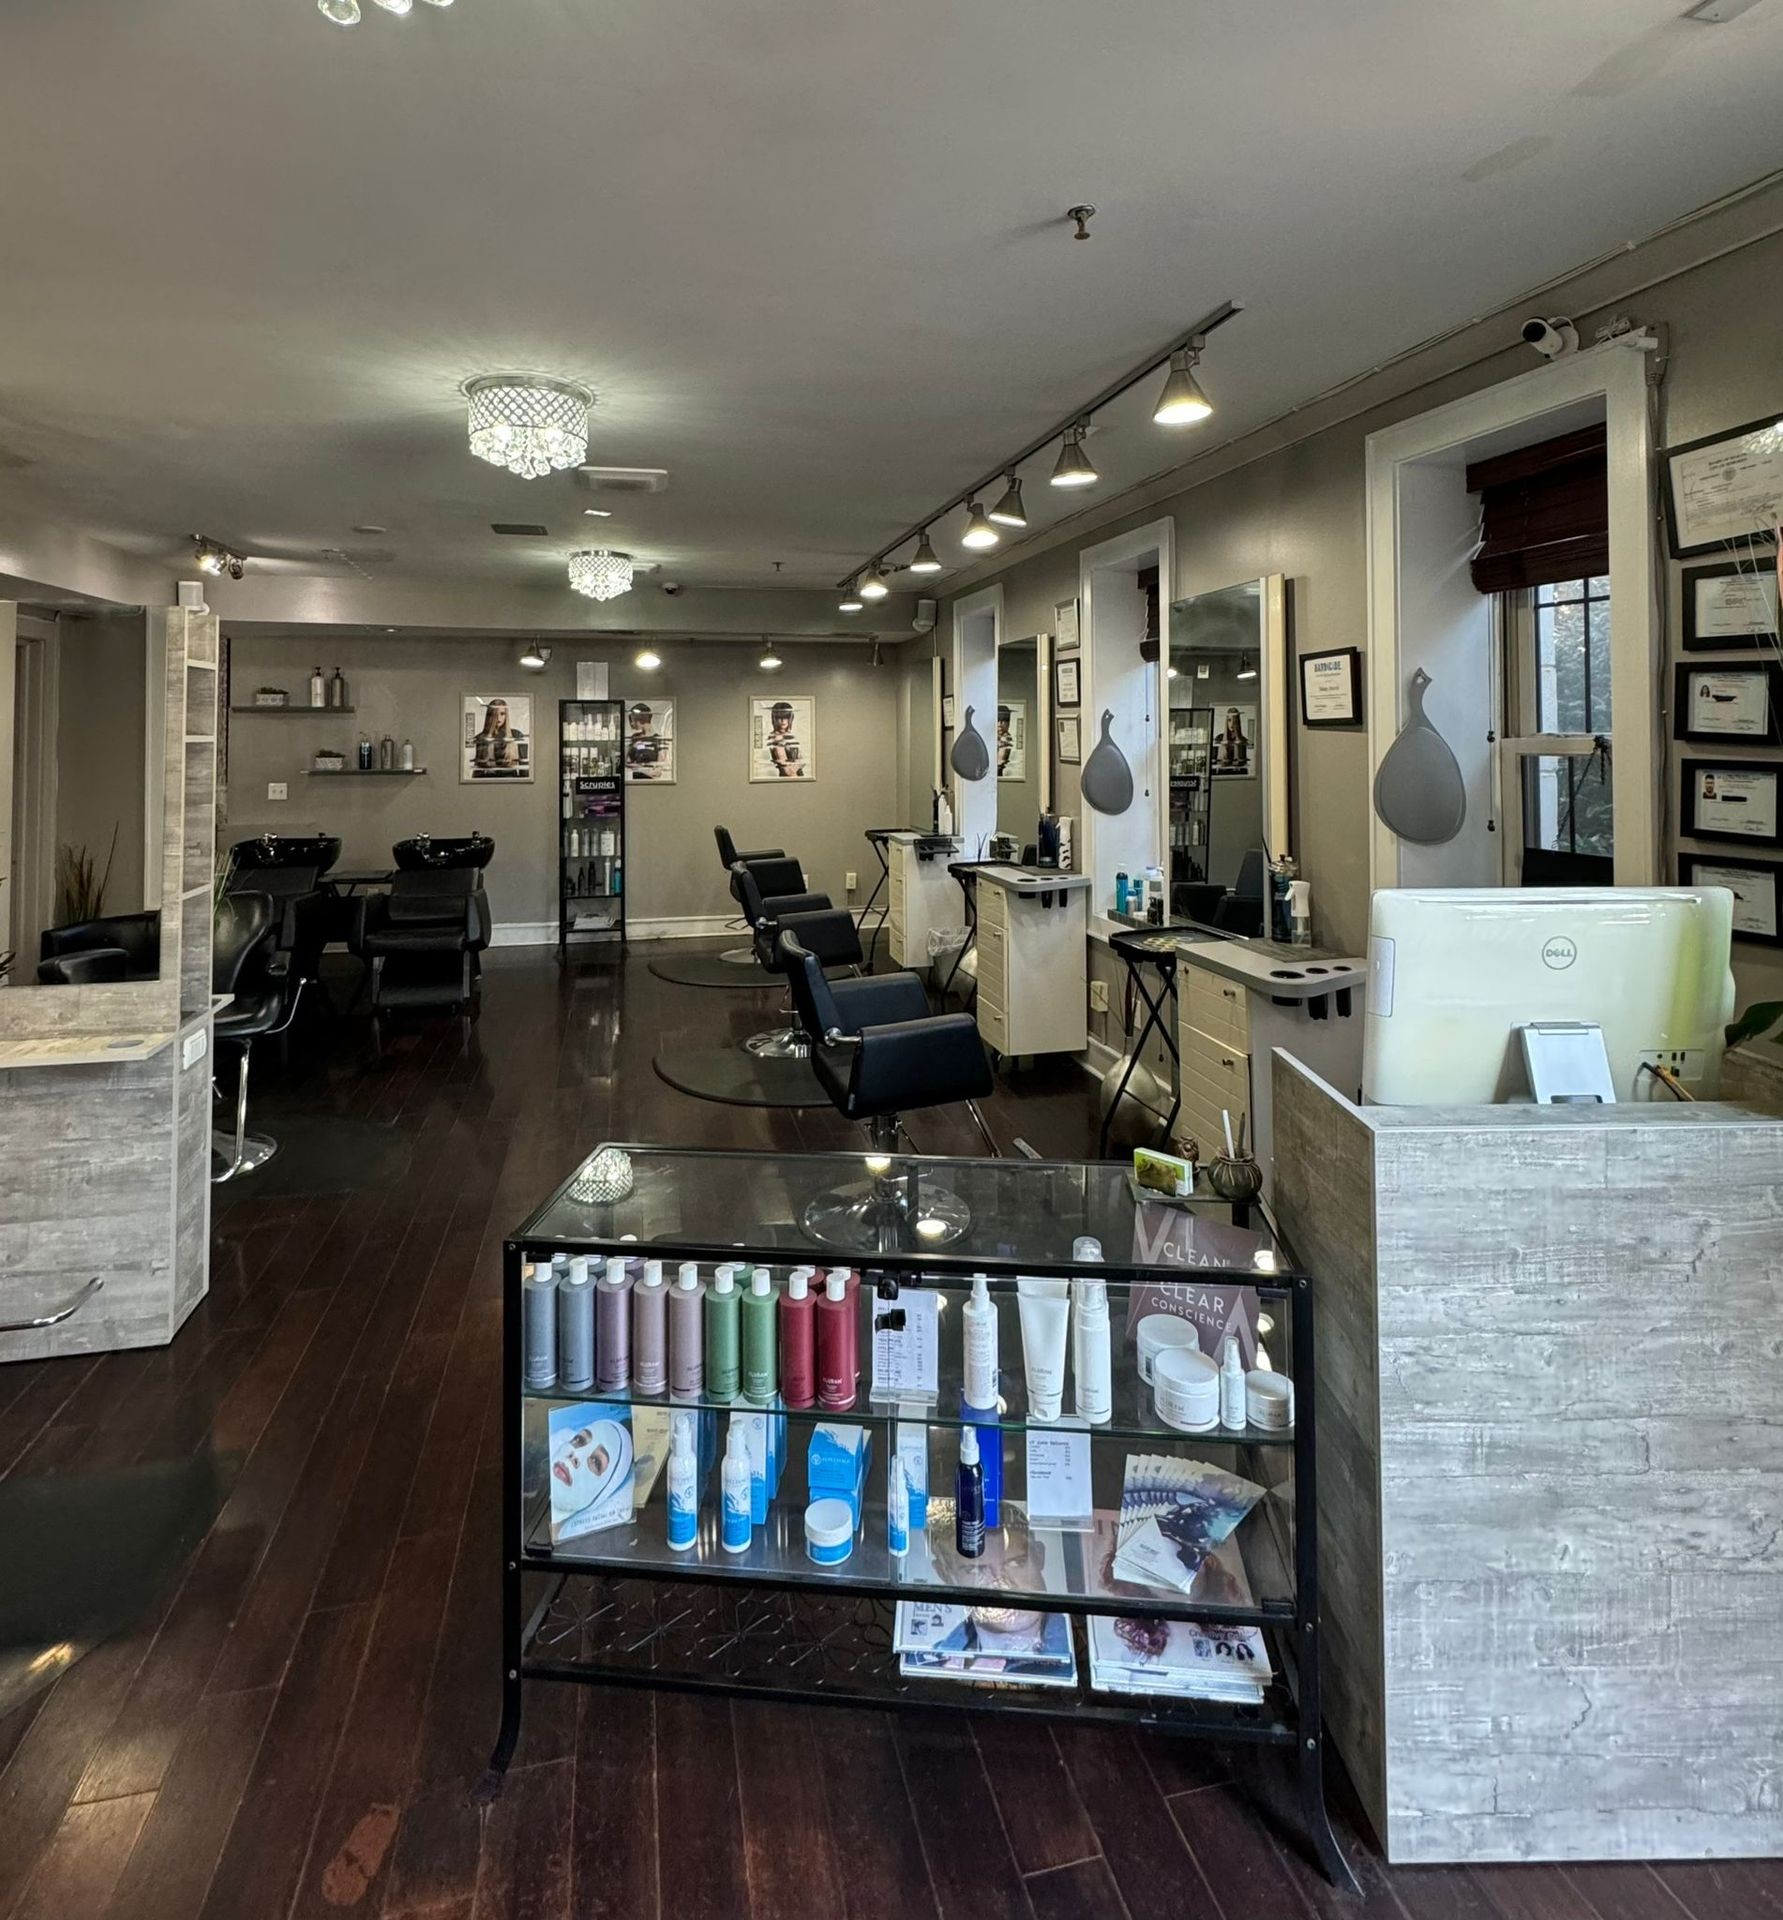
[1542,936,1578,970]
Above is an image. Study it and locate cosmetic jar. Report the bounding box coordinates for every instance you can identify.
[1246,1369,1295,1430]
[1152,1347,1220,1432]
[804,1498,855,1567]
[1136,1314,1202,1385]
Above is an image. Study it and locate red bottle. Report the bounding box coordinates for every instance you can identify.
[780,1267,817,1409]
[816,1268,857,1411]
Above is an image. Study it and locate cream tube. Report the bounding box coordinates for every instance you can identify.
[1016,1279,1070,1422]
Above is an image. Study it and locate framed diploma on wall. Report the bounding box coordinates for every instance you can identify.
[1680,759,1783,848]
[1672,661,1783,745]
[1681,560,1781,651]
[1678,851,1783,946]
[1664,413,1783,557]
[1298,646,1364,727]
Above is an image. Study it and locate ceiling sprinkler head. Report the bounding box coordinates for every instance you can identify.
[1067,204,1096,240]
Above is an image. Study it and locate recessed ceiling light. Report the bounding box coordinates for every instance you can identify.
[352,523,388,535]
[636,648,662,671]
[582,507,613,518]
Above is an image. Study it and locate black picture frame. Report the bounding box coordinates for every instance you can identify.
[1054,656,1081,709]
[1681,560,1781,652]
[1678,850,1783,947]
[1663,411,1783,558]
[1680,757,1783,848]
[1672,661,1783,745]
[1297,646,1363,728]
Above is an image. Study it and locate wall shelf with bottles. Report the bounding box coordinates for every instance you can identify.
[307,766,428,777]
[559,699,626,955]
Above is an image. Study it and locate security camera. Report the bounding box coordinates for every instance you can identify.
[1521,316,1579,360]
[661,580,682,596]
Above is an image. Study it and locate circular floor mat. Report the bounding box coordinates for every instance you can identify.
[646,951,776,990]
[652,1041,828,1108]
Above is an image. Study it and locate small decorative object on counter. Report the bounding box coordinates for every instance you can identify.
[1133,1146,1194,1197]
[569,1144,633,1203]
[1207,1152,1263,1203]
[254,686,290,707]
[313,748,345,773]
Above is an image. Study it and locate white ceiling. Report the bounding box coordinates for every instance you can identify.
[0,0,1778,608]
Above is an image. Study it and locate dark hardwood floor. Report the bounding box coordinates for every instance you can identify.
[0,944,1772,1919]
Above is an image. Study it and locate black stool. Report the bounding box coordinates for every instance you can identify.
[1098,927,1188,1157]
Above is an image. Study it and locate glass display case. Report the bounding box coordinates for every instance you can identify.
[558,698,625,955]
[484,1144,1354,1892]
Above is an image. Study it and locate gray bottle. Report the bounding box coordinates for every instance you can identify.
[669,1262,704,1397]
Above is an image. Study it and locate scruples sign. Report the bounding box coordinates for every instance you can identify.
[1126,1202,1265,1366]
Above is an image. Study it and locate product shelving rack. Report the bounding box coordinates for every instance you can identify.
[557,698,626,958]
[484,1144,1356,1893]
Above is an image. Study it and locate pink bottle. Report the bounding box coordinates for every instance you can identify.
[780,1267,816,1409]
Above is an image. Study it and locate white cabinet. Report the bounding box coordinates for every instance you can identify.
[974,868,1090,1058]
[886,833,960,972]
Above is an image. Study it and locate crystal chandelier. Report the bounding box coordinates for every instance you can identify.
[462,375,592,479]
[319,0,455,24]
[568,550,636,602]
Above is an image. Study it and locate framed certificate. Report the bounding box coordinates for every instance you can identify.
[1681,759,1782,847]
[1673,662,1783,744]
[1054,656,1080,708]
[1678,851,1782,946]
[1055,713,1082,764]
[1682,560,1780,652]
[1054,597,1080,652]
[1298,646,1363,727]
[1664,413,1783,557]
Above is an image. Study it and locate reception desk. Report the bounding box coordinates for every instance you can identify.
[1273,1053,1783,1865]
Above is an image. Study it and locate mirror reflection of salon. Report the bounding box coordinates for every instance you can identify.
[995,636,1038,849]
[1168,581,1265,928]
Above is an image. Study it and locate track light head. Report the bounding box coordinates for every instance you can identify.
[518,641,551,670]
[987,475,1027,528]
[909,531,942,574]
[960,502,1000,551]
[839,584,865,613]
[858,564,890,601]
[760,646,783,671]
[1049,424,1098,489]
[1154,345,1213,426]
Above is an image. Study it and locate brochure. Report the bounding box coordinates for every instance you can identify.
[547,1404,635,1543]
[1111,1454,1264,1597]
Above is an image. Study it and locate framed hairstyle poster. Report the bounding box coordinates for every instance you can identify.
[1054,597,1080,652]
[1673,662,1783,744]
[1055,713,1082,764]
[1681,560,1780,652]
[749,694,815,781]
[1298,646,1364,727]
[996,700,1027,781]
[1678,851,1782,946]
[461,692,533,782]
[1664,413,1783,557]
[1681,759,1782,848]
[623,697,675,783]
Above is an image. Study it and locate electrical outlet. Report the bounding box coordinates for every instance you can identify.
[1634,1047,1709,1099]
[267,781,288,802]
[1089,979,1110,1014]
[181,1029,208,1070]
[845,870,857,893]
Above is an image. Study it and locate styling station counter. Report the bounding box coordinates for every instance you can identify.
[1273,1054,1783,1866]
[885,830,960,973]
[1173,933,1364,1193]
[973,864,1090,1059]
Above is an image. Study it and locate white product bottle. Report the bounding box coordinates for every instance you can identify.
[667,1414,698,1551]
[1072,1276,1112,1425]
[1220,1335,1246,1431]
[888,1454,909,1559]
[400,738,414,771]
[309,666,326,709]
[721,1422,752,1553]
[936,790,954,836]
[962,1272,998,1411]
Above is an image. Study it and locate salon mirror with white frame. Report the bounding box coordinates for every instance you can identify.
[1,601,167,992]
[1165,575,1289,930]
[995,631,1051,850]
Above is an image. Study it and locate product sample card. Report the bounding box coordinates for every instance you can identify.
[1025,1429,1094,1532]
[870,1288,940,1398]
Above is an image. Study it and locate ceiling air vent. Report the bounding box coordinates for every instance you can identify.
[491,522,550,537]
[575,467,670,495]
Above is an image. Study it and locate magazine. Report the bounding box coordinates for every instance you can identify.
[893,1599,1073,1665]
[1111,1454,1264,1597]
[900,1647,1080,1689]
[1086,1609,1271,1702]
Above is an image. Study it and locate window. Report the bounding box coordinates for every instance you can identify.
[1500,576,1613,882]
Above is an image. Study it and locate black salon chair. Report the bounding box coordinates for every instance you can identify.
[212,892,302,1183]
[392,833,495,872]
[353,867,492,1020]
[38,946,132,986]
[1210,850,1268,938]
[778,930,995,1250]
[38,910,161,983]
[715,825,784,966]
[226,834,342,1013]
[733,857,863,1058]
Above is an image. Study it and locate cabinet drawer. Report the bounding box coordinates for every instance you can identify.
[1184,967,1249,1051]
[977,885,1008,932]
[976,921,1007,977]
[1180,1037,1250,1119]
[978,999,1009,1054]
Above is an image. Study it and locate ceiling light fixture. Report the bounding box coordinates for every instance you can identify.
[760,645,783,671]
[518,641,551,670]
[1049,423,1098,489]
[858,564,889,602]
[582,507,613,518]
[834,299,1239,600]
[909,531,942,574]
[987,475,1027,528]
[372,0,412,12]
[636,649,662,672]
[463,374,591,479]
[568,549,635,602]
[1153,343,1213,426]
[839,581,865,613]
[318,0,362,19]
[960,501,1000,551]
[191,536,244,579]
[1236,663,1258,681]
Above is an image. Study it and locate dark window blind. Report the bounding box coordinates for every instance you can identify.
[1466,424,1607,593]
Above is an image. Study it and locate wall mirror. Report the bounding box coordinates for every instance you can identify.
[995,631,1051,848]
[2,603,167,993]
[1166,575,1289,932]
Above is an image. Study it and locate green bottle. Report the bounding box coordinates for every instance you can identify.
[705,1262,741,1400]
[741,1265,779,1404]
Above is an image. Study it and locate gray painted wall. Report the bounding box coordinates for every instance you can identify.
[223,634,899,932]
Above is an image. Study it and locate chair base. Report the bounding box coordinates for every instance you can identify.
[720,945,758,966]
[212,1127,277,1184]
[800,1175,972,1255]
[744,1024,812,1060]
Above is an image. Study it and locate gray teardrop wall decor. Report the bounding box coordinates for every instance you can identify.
[1079,709,1135,816]
[1372,667,1467,845]
[950,705,991,781]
